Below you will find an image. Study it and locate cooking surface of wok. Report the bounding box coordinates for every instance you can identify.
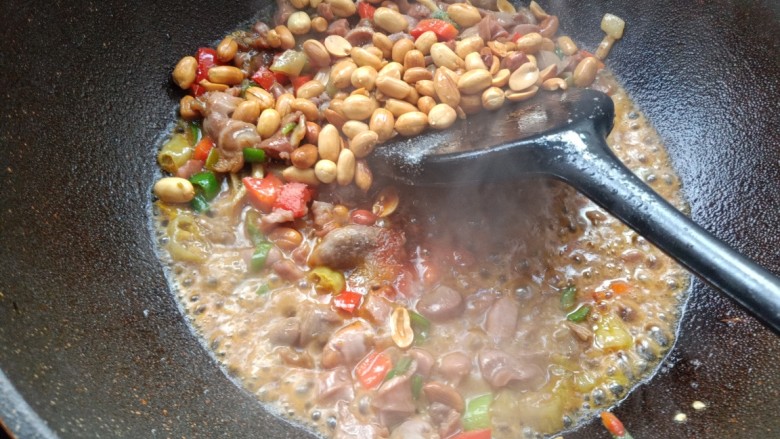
[1,0,779,437]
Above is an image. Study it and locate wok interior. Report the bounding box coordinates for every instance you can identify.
[0,0,779,438]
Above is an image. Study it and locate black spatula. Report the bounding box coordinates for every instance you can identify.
[369,88,780,333]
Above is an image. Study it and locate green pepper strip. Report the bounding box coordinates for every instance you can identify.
[256,284,270,295]
[567,305,591,322]
[462,393,492,431]
[431,10,459,29]
[205,147,220,170]
[281,122,297,135]
[411,374,424,399]
[245,222,265,246]
[190,193,209,212]
[560,286,577,311]
[190,121,202,144]
[251,242,274,271]
[384,356,412,382]
[409,310,431,343]
[190,171,220,201]
[243,148,267,163]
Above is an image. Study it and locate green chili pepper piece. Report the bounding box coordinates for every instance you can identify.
[560,286,577,311]
[308,267,346,295]
[256,284,270,295]
[205,147,220,171]
[462,393,493,431]
[281,122,297,135]
[409,310,431,343]
[190,171,220,201]
[384,357,413,382]
[411,374,424,399]
[240,79,254,97]
[567,305,591,322]
[190,193,209,212]
[245,222,266,246]
[243,148,267,163]
[251,242,274,271]
[189,121,202,144]
[432,10,459,29]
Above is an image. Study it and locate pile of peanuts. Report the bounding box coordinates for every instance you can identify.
[170,0,624,189]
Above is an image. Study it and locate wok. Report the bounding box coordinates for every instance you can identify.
[0,0,778,437]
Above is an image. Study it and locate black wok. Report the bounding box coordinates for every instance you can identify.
[1,0,778,438]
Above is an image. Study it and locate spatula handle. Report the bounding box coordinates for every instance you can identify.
[547,127,780,334]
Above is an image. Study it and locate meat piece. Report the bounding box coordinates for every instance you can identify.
[477,14,508,41]
[390,417,439,439]
[213,120,260,172]
[429,402,461,438]
[485,296,519,342]
[317,366,354,404]
[328,18,351,37]
[437,351,471,385]
[272,259,304,281]
[267,317,301,346]
[422,381,464,413]
[274,0,295,25]
[415,285,464,322]
[405,3,430,19]
[277,346,314,368]
[346,19,375,46]
[510,23,540,36]
[321,322,372,368]
[408,348,435,377]
[317,2,335,21]
[361,293,393,324]
[311,201,336,228]
[478,349,544,389]
[309,225,383,269]
[334,400,389,439]
[176,159,205,179]
[262,208,295,226]
[258,132,294,159]
[299,304,343,346]
[372,362,417,428]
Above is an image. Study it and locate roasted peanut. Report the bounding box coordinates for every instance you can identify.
[378,62,404,80]
[354,160,373,191]
[305,121,321,144]
[331,59,358,89]
[275,25,296,50]
[297,80,326,100]
[311,16,328,32]
[415,79,436,97]
[303,39,331,67]
[351,47,384,70]
[541,77,567,91]
[427,103,457,130]
[292,98,320,121]
[433,68,461,108]
[384,98,418,117]
[403,67,433,83]
[291,144,319,169]
[287,11,311,35]
[529,0,548,19]
[257,108,281,138]
[351,66,378,91]
[349,130,379,158]
[557,36,578,56]
[324,35,352,57]
[395,111,428,136]
[327,0,357,17]
[216,37,238,63]
[447,3,481,27]
[509,62,540,91]
[414,31,438,55]
[373,32,394,58]
[342,94,378,120]
[464,52,488,71]
[232,100,262,123]
[369,108,395,141]
[455,35,485,59]
[539,15,559,39]
[373,7,409,33]
[179,95,200,120]
[342,120,369,139]
[314,159,338,184]
[207,65,244,85]
[392,38,415,64]
[375,76,412,99]
[459,93,483,114]
[417,95,436,114]
[336,148,356,185]
[390,307,413,348]
[457,69,492,94]
[246,87,276,110]
[268,227,304,252]
[275,93,295,117]
[430,43,464,70]
[318,123,341,161]
[573,57,599,87]
[481,86,505,110]
[492,68,510,88]
[172,56,197,89]
[505,86,539,102]
[403,49,425,70]
[283,166,320,185]
[154,177,195,203]
[515,32,543,54]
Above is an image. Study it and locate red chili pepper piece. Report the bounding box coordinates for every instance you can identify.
[191,47,217,96]
[601,412,626,437]
[354,350,392,389]
[410,19,459,41]
[243,173,283,212]
[192,136,214,161]
[273,182,312,218]
[358,2,376,19]
[251,66,277,90]
[291,74,313,92]
[333,291,363,314]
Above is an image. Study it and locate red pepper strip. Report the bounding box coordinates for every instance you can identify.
[192,136,215,161]
[333,291,362,314]
[273,182,312,218]
[358,1,376,19]
[601,412,626,437]
[251,66,277,91]
[291,74,313,92]
[410,19,459,41]
[243,173,283,213]
[354,350,392,389]
[191,47,217,96]
[451,429,492,439]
